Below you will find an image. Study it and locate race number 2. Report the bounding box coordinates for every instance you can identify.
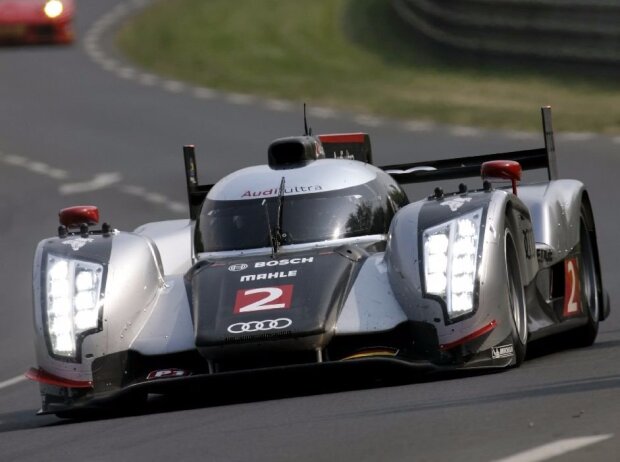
[234,285,294,314]
[563,257,581,317]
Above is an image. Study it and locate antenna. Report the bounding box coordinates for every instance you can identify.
[303,103,312,136]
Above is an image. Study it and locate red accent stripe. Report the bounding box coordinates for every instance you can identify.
[318,133,366,144]
[25,367,93,389]
[439,320,497,351]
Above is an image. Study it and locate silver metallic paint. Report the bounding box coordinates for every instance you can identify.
[385,190,534,352]
[518,180,585,267]
[33,232,168,381]
[207,159,378,201]
[335,254,407,334]
[134,219,193,275]
[31,174,592,384]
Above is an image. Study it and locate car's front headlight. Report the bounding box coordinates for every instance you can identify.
[45,255,103,359]
[43,0,63,19]
[423,209,483,320]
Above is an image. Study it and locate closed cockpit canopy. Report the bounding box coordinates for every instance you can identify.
[195,159,407,253]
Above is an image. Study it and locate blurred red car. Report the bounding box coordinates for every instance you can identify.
[0,0,74,44]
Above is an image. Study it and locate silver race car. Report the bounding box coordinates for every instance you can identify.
[27,107,609,416]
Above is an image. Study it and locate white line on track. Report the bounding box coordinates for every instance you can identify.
[1,148,186,214]
[143,192,169,204]
[167,202,187,213]
[117,185,186,213]
[557,132,596,142]
[308,107,338,119]
[118,67,137,80]
[450,126,482,137]
[491,434,613,462]
[264,99,295,112]
[59,172,123,195]
[193,87,217,99]
[3,153,29,166]
[80,0,618,143]
[47,168,70,180]
[101,59,120,72]
[226,93,257,105]
[119,184,146,195]
[0,375,26,390]
[354,115,384,127]
[162,80,186,93]
[139,73,160,86]
[402,120,436,132]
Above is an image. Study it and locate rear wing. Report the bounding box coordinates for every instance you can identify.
[183,145,213,221]
[183,107,557,220]
[380,107,558,184]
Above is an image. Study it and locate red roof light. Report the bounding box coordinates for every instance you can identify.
[318,133,366,144]
[59,205,99,228]
[481,160,522,195]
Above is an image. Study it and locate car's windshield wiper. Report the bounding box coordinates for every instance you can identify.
[263,176,286,258]
[273,176,286,256]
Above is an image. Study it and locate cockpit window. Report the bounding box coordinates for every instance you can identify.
[196,180,402,253]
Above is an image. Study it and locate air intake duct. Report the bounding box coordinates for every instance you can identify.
[268,136,325,169]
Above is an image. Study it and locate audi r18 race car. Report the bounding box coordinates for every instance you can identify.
[0,0,74,45]
[26,107,609,416]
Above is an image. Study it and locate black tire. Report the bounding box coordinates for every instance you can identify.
[504,228,528,366]
[567,202,601,347]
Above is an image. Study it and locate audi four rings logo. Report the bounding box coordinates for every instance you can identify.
[227,318,292,334]
[228,263,248,272]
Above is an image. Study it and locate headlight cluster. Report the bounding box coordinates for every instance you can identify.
[43,0,63,19]
[423,209,482,319]
[46,255,103,358]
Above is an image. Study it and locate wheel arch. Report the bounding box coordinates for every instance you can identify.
[580,191,608,320]
[501,196,538,288]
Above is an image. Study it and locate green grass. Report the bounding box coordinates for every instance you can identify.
[117,0,620,133]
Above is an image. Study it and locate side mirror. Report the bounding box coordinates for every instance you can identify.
[481,160,522,195]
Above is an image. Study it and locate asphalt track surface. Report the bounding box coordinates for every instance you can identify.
[0,1,618,461]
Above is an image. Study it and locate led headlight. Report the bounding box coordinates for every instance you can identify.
[43,0,63,19]
[423,209,482,319]
[46,255,103,358]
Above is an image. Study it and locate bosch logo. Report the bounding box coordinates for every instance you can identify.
[255,257,313,268]
[227,318,292,334]
[228,263,248,272]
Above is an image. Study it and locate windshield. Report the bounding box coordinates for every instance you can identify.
[196,181,399,253]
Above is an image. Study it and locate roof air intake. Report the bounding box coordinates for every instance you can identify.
[268,136,325,169]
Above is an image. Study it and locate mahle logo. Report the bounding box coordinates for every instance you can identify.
[228,263,248,272]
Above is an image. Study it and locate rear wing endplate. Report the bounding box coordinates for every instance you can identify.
[380,107,558,184]
[183,145,213,221]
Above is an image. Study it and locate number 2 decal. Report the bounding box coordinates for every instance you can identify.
[234,285,294,314]
[563,257,581,317]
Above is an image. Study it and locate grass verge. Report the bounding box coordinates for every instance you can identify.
[117,0,620,133]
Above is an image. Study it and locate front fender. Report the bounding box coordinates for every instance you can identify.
[385,189,537,350]
[33,231,166,382]
[518,180,585,267]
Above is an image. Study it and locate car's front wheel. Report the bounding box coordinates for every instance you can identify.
[504,226,527,367]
